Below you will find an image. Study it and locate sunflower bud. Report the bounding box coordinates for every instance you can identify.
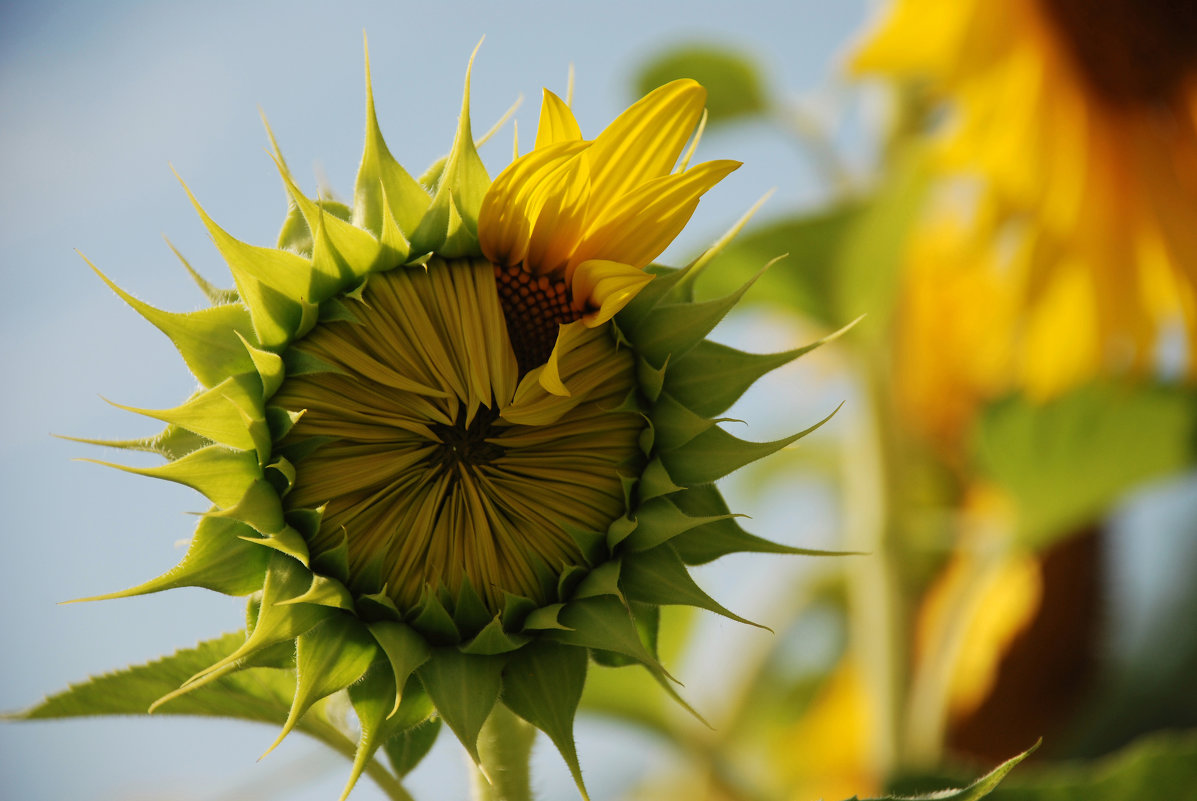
[59,41,837,800]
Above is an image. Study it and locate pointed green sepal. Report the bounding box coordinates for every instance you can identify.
[344,662,434,801]
[240,525,312,566]
[622,544,767,630]
[522,603,570,631]
[453,578,494,635]
[650,392,719,450]
[669,484,851,564]
[572,559,623,601]
[68,516,269,602]
[383,718,442,778]
[236,332,286,400]
[85,258,256,387]
[105,373,265,455]
[165,236,239,305]
[665,318,859,417]
[461,617,532,655]
[502,641,590,799]
[614,264,691,330]
[368,620,432,717]
[59,424,209,461]
[545,596,675,681]
[659,403,841,486]
[261,615,378,758]
[174,171,316,347]
[638,458,684,500]
[82,444,260,509]
[417,648,506,766]
[623,265,768,366]
[170,553,334,698]
[354,37,432,239]
[410,590,460,644]
[278,573,355,611]
[636,355,669,404]
[624,496,732,553]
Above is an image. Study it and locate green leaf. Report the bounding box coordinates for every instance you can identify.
[982,730,1197,800]
[694,203,863,327]
[634,45,769,125]
[857,742,1036,801]
[9,631,365,759]
[974,383,1197,549]
[502,641,589,798]
[417,648,506,764]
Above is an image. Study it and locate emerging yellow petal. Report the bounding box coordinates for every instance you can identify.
[479,78,737,392]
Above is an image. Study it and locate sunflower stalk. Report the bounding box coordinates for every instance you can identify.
[471,704,537,801]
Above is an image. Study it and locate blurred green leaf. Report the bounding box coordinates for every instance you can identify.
[985,730,1197,800]
[9,631,362,758]
[974,383,1197,549]
[696,145,926,337]
[696,203,864,327]
[634,45,769,124]
[855,742,1036,801]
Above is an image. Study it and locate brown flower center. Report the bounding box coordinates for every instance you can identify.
[1040,0,1197,106]
[493,264,583,373]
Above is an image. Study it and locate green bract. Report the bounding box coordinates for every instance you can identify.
[24,44,841,801]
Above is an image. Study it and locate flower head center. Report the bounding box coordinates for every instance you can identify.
[1040,0,1197,105]
[493,264,583,373]
[430,406,506,469]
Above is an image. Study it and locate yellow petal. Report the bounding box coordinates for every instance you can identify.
[478,141,588,265]
[583,79,707,214]
[525,152,592,277]
[570,259,655,327]
[568,159,740,276]
[533,89,583,149]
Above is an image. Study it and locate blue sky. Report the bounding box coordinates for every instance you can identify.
[0,2,871,799]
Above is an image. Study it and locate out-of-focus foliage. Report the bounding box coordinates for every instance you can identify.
[635,46,769,124]
[600,29,1197,801]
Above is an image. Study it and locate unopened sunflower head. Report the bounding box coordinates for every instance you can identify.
[73,42,836,800]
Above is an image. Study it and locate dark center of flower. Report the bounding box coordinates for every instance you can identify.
[493,264,583,373]
[430,406,506,469]
[1040,0,1197,106]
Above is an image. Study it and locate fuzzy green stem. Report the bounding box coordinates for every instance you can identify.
[471,704,537,801]
[843,350,909,778]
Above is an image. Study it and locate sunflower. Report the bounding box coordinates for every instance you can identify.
[855,0,1197,400]
[45,44,837,800]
